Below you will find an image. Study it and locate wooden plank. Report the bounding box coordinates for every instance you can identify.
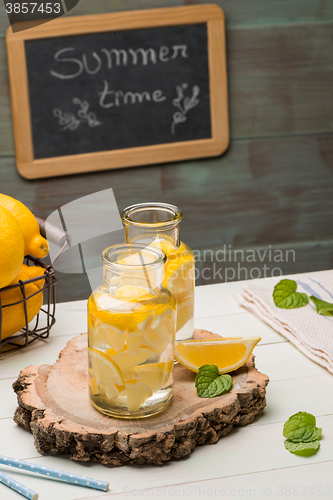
[1,131,332,301]
[195,312,287,345]
[252,374,333,427]
[0,157,37,206]
[44,303,88,337]
[29,133,333,248]
[194,240,333,286]
[0,333,77,379]
[0,378,17,419]
[0,0,185,35]
[0,418,40,459]
[227,22,333,138]
[187,0,333,26]
[0,460,107,500]
[7,4,223,39]
[2,459,333,500]
[0,39,14,155]
[104,461,333,500]
[1,414,332,497]
[254,342,328,381]
[1,0,333,35]
[195,281,246,318]
[1,21,333,155]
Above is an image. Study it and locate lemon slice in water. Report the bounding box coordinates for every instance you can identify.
[88,347,125,399]
[125,379,153,411]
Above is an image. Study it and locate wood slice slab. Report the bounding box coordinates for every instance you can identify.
[13,330,269,466]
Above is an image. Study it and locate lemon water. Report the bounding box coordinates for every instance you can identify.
[88,288,176,418]
[121,202,195,341]
[156,240,195,341]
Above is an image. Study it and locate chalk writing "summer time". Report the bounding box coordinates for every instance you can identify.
[49,44,188,79]
[50,43,200,135]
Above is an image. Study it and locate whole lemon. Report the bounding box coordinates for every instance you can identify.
[20,264,45,289]
[0,264,45,340]
[0,206,25,288]
[0,194,48,258]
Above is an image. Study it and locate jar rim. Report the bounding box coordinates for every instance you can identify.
[101,243,166,271]
[121,202,183,229]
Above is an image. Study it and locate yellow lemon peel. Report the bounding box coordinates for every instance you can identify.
[0,264,45,339]
[0,206,25,289]
[175,337,261,374]
[0,194,48,258]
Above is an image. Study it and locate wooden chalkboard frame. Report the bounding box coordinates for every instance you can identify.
[6,5,229,179]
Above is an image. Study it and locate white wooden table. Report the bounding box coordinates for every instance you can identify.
[1,271,333,500]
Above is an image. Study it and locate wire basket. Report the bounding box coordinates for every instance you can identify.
[0,255,56,355]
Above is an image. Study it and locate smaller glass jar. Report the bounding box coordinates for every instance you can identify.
[122,203,195,341]
[88,244,176,419]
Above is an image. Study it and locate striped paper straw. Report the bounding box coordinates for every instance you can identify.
[0,456,109,492]
[0,470,39,500]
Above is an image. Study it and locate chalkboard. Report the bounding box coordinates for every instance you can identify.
[26,23,211,158]
[6,5,229,179]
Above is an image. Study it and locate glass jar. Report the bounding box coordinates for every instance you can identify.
[88,244,176,419]
[121,203,195,341]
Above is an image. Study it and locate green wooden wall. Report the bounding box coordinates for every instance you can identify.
[0,0,332,301]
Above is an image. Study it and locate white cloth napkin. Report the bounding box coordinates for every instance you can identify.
[235,273,333,374]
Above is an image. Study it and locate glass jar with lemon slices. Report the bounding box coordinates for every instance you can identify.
[122,203,195,341]
[88,244,176,418]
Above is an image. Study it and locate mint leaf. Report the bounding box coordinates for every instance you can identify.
[283,412,322,457]
[195,365,233,398]
[283,412,322,442]
[283,411,316,429]
[289,411,316,427]
[284,440,320,456]
[273,279,309,309]
[310,296,333,316]
[283,411,316,439]
[284,425,322,443]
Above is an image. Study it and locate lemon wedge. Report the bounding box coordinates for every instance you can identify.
[124,360,173,392]
[175,337,261,374]
[91,322,127,352]
[176,296,194,331]
[125,379,153,411]
[164,255,194,294]
[107,344,158,373]
[151,240,194,290]
[90,377,101,395]
[140,309,175,351]
[88,347,125,399]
